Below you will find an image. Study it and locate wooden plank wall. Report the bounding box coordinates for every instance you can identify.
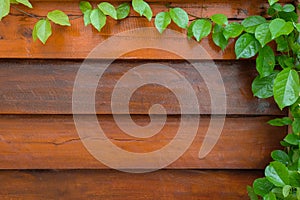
[0,0,291,199]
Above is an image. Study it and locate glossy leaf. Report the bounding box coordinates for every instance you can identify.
[255,23,272,47]
[90,8,106,31]
[256,45,275,77]
[16,0,32,8]
[132,0,152,21]
[155,12,171,34]
[0,0,10,20]
[268,117,293,126]
[252,71,278,98]
[247,186,259,200]
[268,0,279,6]
[282,185,291,197]
[47,10,71,26]
[79,1,92,13]
[283,4,295,12]
[192,19,212,42]
[223,22,244,40]
[263,192,276,200]
[292,118,300,134]
[265,161,289,187]
[116,3,130,20]
[32,19,52,44]
[269,19,294,39]
[271,150,291,165]
[242,16,266,33]
[253,178,274,197]
[212,24,228,51]
[187,21,195,39]
[98,2,117,19]
[83,9,91,26]
[235,33,260,59]
[273,69,300,110]
[210,14,228,25]
[169,8,189,29]
[284,134,299,145]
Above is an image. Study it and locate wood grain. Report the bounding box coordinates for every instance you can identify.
[0,60,284,115]
[0,0,292,59]
[0,115,285,169]
[0,169,262,200]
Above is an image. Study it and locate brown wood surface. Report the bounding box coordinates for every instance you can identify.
[0,115,285,169]
[0,169,262,200]
[0,59,283,115]
[0,0,292,59]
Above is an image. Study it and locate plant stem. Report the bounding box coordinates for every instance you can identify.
[11,5,42,19]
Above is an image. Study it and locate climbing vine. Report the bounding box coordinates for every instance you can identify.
[1,0,300,199]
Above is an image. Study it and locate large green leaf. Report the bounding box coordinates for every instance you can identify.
[269,18,294,39]
[192,19,212,42]
[223,22,244,40]
[284,134,299,145]
[271,150,291,165]
[47,10,71,26]
[242,16,266,33]
[0,0,10,20]
[32,19,52,44]
[256,45,275,77]
[265,161,289,187]
[273,69,300,110]
[98,2,117,20]
[253,178,274,197]
[255,23,272,47]
[155,12,171,33]
[212,24,228,51]
[90,8,106,31]
[252,71,278,98]
[235,33,260,59]
[16,0,32,8]
[210,14,228,25]
[169,7,189,29]
[79,1,92,13]
[116,3,130,20]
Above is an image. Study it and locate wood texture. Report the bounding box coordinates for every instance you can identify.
[0,0,292,59]
[0,170,262,200]
[0,115,285,169]
[0,60,284,115]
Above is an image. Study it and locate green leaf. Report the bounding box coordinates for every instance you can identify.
[252,71,278,98]
[16,0,32,8]
[289,171,300,187]
[192,19,212,42]
[283,4,295,12]
[256,45,275,77]
[98,2,117,20]
[223,22,244,40]
[268,117,293,126]
[268,0,279,6]
[269,19,294,39]
[282,185,291,197]
[292,118,300,134]
[265,161,289,187]
[210,14,228,25]
[271,150,291,165]
[79,1,92,13]
[142,3,152,21]
[291,99,300,118]
[247,186,259,200]
[277,55,294,69]
[212,24,228,51]
[132,0,152,21]
[263,192,276,200]
[32,19,52,44]
[278,11,298,22]
[47,10,71,26]
[272,3,283,12]
[0,0,10,20]
[187,21,196,39]
[155,12,171,34]
[116,3,130,20]
[275,36,289,52]
[273,69,300,110]
[83,10,91,26]
[235,33,260,59]
[90,8,106,31]
[253,178,274,197]
[297,188,300,200]
[242,16,267,33]
[255,23,272,47]
[284,134,299,145]
[169,7,189,29]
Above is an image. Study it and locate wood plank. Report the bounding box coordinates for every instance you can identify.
[0,169,262,200]
[0,0,292,59]
[0,115,286,169]
[0,60,283,115]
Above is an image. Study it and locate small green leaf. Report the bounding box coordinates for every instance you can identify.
[269,18,294,39]
[155,12,171,34]
[242,16,266,33]
[284,134,299,145]
[47,10,71,26]
[235,33,260,59]
[0,0,10,20]
[212,24,228,51]
[271,150,291,165]
[265,161,289,187]
[278,11,298,22]
[282,185,291,197]
[247,186,259,200]
[98,2,117,20]
[277,55,294,69]
[272,3,283,12]
[273,69,300,110]
[90,8,106,31]
[283,4,295,12]
[187,21,196,39]
[223,22,244,40]
[252,71,278,98]
[255,23,272,47]
[263,192,276,200]
[253,178,274,197]
[79,1,92,13]
[32,19,52,44]
[210,14,228,25]
[289,171,300,187]
[256,45,275,77]
[268,0,279,6]
[268,117,293,126]
[16,0,32,8]
[83,10,91,26]
[292,118,300,134]
[169,7,189,29]
[142,3,152,21]
[192,19,212,42]
[275,36,289,52]
[116,3,130,20]
[132,0,152,21]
